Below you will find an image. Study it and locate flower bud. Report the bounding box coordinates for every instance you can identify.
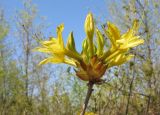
[84,13,95,39]
[66,32,76,52]
[82,39,88,53]
[85,13,95,57]
[96,28,104,56]
[82,39,89,63]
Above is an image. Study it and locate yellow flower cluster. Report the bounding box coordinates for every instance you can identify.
[35,13,144,82]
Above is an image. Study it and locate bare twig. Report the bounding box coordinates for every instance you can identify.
[81,82,94,115]
[125,56,136,115]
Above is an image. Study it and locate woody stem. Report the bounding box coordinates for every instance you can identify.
[81,81,94,115]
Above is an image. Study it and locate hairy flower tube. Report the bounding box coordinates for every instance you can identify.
[35,13,144,82]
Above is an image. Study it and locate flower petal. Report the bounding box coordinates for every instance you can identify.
[57,24,65,49]
[39,56,64,65]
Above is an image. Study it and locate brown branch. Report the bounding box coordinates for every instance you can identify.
[81,82,94,115]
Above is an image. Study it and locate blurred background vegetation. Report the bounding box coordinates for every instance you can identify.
[0,0,160,115]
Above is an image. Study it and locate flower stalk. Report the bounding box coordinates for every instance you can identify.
[81,81,94,115]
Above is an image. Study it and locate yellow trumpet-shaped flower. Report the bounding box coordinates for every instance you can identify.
[34,24,76,66]
[101,19,144,67]
[116,20,144,50]
[36,24,65,54]
[35,12,144,82]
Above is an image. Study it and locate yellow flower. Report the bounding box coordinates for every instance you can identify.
[34,24,76,66]
[35,12,144,82]
[116,20,144,50]
[101,19,144,69]
[35,24,65,55]
[103,19,143,51]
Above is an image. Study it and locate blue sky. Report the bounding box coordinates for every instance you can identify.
[1,0,111,51]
